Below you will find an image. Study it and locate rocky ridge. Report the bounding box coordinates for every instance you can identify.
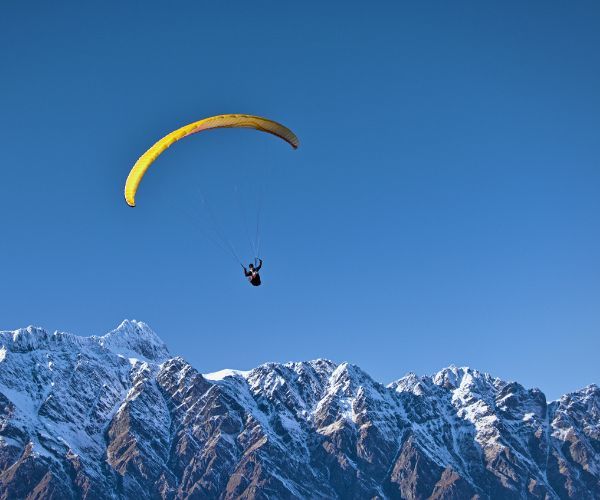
[0,321,598,499]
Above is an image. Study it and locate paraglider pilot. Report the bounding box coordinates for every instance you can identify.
[243,259,263,286]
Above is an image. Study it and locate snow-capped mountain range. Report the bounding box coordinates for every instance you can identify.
[0,321,598,499]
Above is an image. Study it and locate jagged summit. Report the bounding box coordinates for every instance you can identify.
[0,324,89,355]
[0,320,169,363]
[0,321,598,499]
[95,319,170,362]
[390,364,503,393]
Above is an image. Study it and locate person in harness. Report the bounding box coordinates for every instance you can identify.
[243,258,263,286]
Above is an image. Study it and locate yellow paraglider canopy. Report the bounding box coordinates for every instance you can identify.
[124,114,299,207]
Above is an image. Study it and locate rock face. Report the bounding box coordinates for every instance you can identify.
[0,321,598,499]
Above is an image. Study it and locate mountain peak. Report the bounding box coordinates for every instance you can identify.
[431,365,498,391]
[4,324,48,341]
[0,325,75,354]
[388,371,425,394]
[95,319,169,362]
[433,365,473,389]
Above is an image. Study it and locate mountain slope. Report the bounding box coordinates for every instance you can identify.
[0,321,598,499]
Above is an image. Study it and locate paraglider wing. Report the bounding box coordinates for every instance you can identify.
[124,114,299,207]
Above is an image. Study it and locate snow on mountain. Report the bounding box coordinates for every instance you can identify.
[95,319,170,362]
[202,369,251,381]
[1,321,598,499]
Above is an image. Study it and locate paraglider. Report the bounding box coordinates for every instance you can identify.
[124,114,298,286]
[243,259,263,286]
[124,114,299,207]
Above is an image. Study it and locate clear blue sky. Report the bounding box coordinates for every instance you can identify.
[1,1,598,399]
